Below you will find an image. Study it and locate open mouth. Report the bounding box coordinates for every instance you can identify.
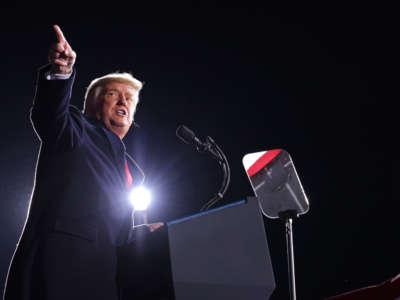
[116,109,127,116]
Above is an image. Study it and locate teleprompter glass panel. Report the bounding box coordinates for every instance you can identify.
[243,149,309,219]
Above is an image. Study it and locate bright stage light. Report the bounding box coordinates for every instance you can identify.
[129,186,151,211]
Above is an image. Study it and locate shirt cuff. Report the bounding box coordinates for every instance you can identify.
[45,71,72,80]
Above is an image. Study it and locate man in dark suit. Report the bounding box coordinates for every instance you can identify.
[3,25,162,300]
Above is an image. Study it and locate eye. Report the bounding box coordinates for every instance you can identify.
[107,91,118,97]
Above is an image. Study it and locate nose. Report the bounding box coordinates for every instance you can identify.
[118,94,128,106]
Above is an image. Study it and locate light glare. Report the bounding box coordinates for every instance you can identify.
[129,186,151,211]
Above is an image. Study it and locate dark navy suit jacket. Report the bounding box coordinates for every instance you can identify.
[4,65,144,300]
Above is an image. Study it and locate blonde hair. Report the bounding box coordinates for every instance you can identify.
[83,72,143,118]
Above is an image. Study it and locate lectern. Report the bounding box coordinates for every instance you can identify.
[117,197,275,300]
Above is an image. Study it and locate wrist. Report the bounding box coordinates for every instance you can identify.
[46,72,72,80]
[50,65,73,75]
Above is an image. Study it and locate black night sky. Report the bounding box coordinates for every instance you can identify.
[0,3,396,299]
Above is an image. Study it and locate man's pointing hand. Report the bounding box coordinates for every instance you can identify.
[48,25,76,75]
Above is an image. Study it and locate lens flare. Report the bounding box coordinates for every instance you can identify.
[129,186,151,211]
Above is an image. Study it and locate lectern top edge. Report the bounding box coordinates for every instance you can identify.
[167,199,246,226]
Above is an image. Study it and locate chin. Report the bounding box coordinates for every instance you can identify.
[110,118,129,127]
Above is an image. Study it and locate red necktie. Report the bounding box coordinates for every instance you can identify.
[125,160,133,188]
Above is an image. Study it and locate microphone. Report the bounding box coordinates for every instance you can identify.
[176,125,222,161]
[176,125,207,152]
[175,124,231,211]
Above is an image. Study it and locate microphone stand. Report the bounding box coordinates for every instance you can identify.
[278,209,298,300]
[200,136,231,212]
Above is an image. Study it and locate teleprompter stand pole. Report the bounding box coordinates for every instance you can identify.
[279,210,298,300]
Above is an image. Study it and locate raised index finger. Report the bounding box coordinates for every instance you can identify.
[53,24,67,43]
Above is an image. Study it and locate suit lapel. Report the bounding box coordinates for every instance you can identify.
[126,153,145,188]
[88,119,145,189]
[100,127,127,186]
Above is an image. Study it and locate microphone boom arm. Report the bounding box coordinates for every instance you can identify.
[200,136,231,211]
[175,125,231,211]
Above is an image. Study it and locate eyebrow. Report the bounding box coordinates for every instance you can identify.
[105,88,119,93]
[106,88,136,98]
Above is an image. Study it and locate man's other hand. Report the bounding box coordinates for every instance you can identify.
[146,222,164,232]
[48,25,76,75]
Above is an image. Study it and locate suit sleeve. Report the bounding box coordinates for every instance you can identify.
[30,64,84,150]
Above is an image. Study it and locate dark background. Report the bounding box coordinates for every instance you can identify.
[0,2,396,299]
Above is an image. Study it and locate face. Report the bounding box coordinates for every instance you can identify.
[95,82,139,139]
